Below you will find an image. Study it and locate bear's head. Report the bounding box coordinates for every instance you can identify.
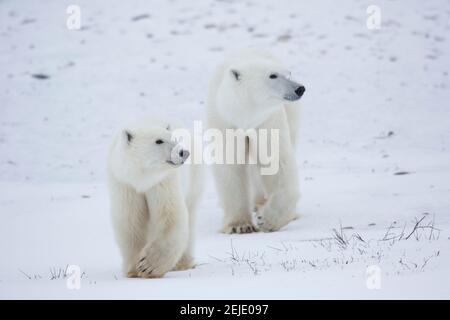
[229,62,305,102]
[217,58,305,128]
[109,117,190,192]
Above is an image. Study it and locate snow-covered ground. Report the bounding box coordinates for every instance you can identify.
[1,0,450,299]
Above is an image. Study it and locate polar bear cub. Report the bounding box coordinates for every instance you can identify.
[108,116,202,278]
[206,50,306,233]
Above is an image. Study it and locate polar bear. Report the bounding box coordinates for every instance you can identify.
[108,116,203,278]
[206,50,305,233]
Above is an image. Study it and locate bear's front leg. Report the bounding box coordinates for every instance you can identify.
[255,121,300,232]
[172,186,199,271]
[213,163,258,234]
[136,238,186,278]
[136,217,188,278]
[173,253,195,271]
[109,177,149,278]
[255,157,300,232]
[136,176,189,278]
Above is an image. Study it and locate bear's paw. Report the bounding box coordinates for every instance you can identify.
[221,222,259,234]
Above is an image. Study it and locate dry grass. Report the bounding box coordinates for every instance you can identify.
[210,214,443,277]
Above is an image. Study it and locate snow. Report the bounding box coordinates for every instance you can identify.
[1,0,450,299]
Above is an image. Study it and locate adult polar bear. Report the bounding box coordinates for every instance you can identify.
[108,117,202,278]
[206,50,305,233]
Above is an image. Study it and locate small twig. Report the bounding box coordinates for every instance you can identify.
[18,268,31,280]
[208,254,225,262]
[405,216,429,240]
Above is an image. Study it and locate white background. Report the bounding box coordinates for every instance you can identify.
[0,0,449,299]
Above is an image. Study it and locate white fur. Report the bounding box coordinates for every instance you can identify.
[206,50,303,233]
[108,116,203,278]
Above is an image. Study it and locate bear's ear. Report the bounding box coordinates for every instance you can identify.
[123,130,134,144]
[230,69,241,81]
[166,124,171,131]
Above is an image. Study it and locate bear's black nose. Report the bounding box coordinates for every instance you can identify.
[179,149,190,160]
[295,86,305,97]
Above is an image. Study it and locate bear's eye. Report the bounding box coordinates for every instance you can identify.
[269,74,278,79]
[155,139,164,145]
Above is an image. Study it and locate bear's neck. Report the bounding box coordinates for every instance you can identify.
[218,99,282,129]
[133,169,174,193]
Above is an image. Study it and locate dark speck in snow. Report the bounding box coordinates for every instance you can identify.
[21,18,36,25]
[131,14,150,22]
[31,73,50,80]
[394,171,412,176]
